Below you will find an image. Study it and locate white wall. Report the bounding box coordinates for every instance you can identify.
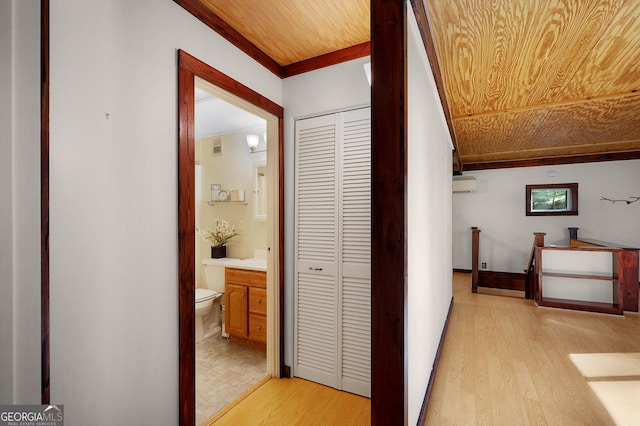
[406,7,454,424]
[282,57,371,368]
[453,160,640,273]
[47,1,281,424]
[0,0,42,404]
[0,0,14,403]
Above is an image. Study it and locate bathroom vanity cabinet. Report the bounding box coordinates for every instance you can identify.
[225,267,267,352]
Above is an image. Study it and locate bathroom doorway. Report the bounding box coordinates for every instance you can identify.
[177,50,284,426]
[194,78,268,424]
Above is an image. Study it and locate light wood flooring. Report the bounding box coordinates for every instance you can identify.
[204,377,369,425]
[425,272,640,425]
[204,272,640,425]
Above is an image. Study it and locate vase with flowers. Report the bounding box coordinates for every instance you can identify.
[196,219,239,258]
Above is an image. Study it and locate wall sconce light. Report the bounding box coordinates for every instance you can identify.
[246,134,260,152]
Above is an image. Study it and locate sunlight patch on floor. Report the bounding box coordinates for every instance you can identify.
[589,381,640,426]
[570,353,640,426]
[570,353,640,378]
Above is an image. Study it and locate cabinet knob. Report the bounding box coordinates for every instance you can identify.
[256,326,261,331]
[257,299,262,304]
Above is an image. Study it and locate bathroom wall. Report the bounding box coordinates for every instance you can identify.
[195,129,267,288]
[453,159,640,274]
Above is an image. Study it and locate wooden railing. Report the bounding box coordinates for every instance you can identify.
[567,227,639,312]
[524,232,546,299]
[467,226,638,313]
[470,228,541,296]
[471,227,480,293]
[535,245,635,315]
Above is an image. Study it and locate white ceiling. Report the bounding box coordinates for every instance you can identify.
[195,88,266,139]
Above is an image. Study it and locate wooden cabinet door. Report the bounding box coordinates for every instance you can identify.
[225,283,247,338]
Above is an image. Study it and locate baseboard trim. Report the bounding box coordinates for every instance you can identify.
[283,365,291,378]
[417,295,454,424]
[478,270,526,291]
[453,268,471,273]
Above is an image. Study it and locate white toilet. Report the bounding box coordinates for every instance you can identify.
[195,258,235,342]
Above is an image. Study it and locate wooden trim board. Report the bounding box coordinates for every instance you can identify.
[463,150,640,171]
[371,0,407,424]
[417,296,454,424]
[40,0,51,405]
[479,270,526,291]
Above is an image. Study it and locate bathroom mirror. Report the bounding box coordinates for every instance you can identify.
[254,161,267,221]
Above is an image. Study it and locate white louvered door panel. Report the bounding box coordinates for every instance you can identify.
[294,113,339,388]
[294,107,371,398]
[339,108,371,397]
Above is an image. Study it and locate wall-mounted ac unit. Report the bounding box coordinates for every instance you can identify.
[453,177,477,193]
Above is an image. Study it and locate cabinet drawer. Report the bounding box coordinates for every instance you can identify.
[249,314,267,343]
[225,268,266,287]
[249,287,267,315]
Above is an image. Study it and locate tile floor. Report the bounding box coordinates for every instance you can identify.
[196,334,267,425]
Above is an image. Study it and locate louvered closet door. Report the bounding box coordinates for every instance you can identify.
[339,107,371,397]
[294,107,371,398]
[294,113,339,388]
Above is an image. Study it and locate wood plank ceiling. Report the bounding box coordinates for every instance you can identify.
[427,0,640,169]
[198,0,369,66]
[176,0,640,170]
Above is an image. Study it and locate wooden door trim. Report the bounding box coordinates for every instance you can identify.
[177,49,285,425]
[41,0,51,404]
[371,0,407,424]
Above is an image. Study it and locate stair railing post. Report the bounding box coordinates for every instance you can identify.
[526,232,546,299]
[471,227,480,293]
[568,227,579,241]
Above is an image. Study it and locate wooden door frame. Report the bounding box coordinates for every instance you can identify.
[41,0,51,404]
[371,0,407,424]
[177,49,285,425]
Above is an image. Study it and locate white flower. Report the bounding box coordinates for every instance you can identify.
[196,219,239,247]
